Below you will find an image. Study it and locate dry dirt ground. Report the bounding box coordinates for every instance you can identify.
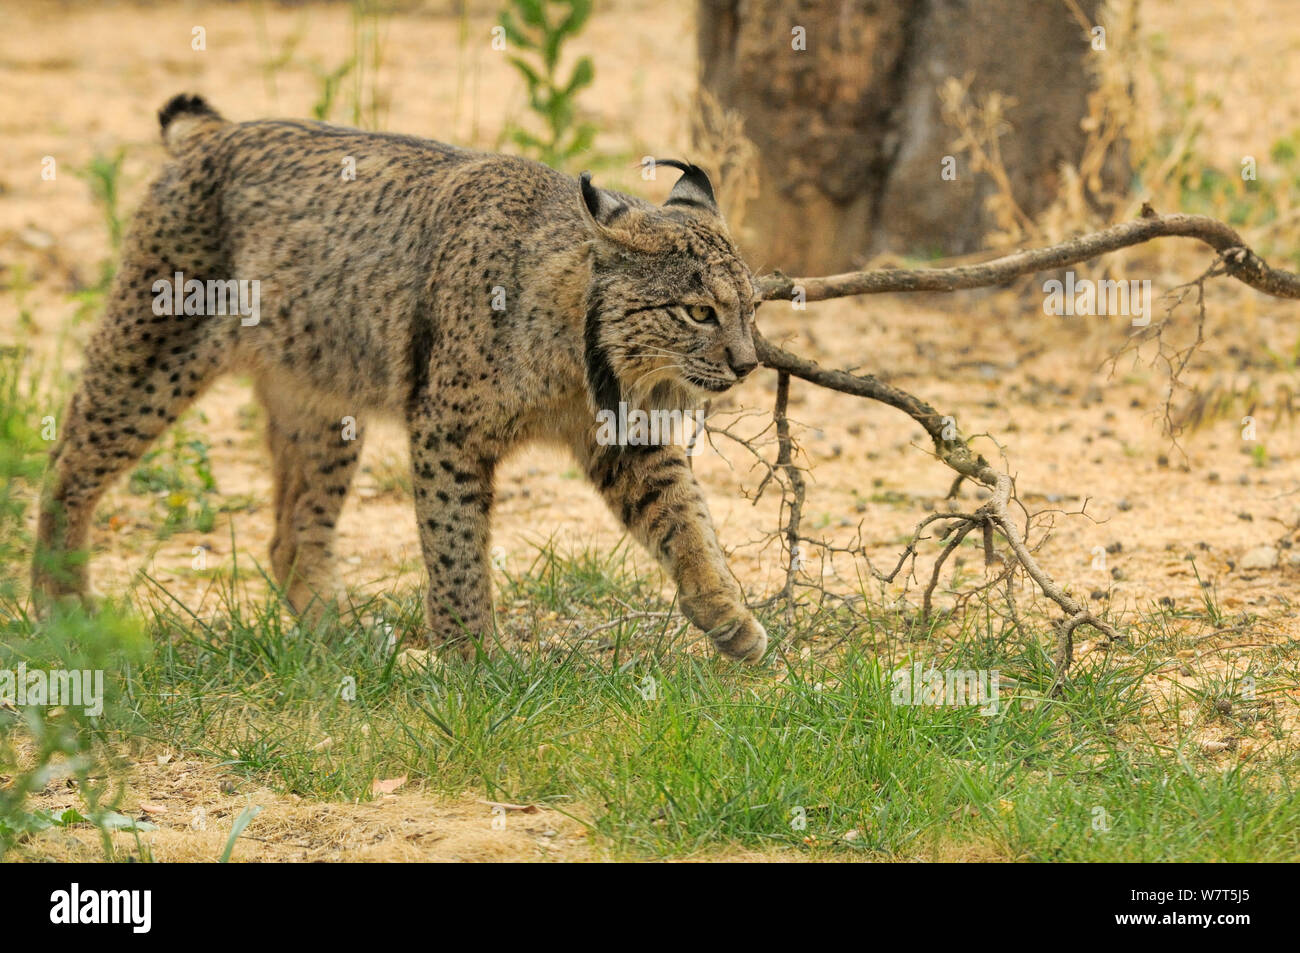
[3,0,1300,860]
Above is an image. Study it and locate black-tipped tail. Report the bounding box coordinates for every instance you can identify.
[158,93,222,133]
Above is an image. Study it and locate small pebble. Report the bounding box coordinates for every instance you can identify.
[1240,546,1278,571]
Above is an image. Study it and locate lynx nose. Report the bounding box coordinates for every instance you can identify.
[726,347,757,378]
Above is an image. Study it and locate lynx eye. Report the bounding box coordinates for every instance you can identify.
[683,304,718,326]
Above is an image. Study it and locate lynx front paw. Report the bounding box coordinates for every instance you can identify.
[434,633,479,661]
[709,613,768,663]
[395,647,447,674]
[284,574,346,625]
[414,615,482,661]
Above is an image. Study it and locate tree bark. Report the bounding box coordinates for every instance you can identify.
[697,0,1118,272]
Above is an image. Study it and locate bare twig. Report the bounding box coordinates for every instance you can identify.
[773,371,806,619]
[751,211,1300,679]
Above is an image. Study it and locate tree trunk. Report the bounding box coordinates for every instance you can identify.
[697,0,1122,273]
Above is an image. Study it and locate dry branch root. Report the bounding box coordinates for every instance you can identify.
[771,371,805,618]
[751,212,1300,680]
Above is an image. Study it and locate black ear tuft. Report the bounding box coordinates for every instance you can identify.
[657,159,718,214]
[579,171,629,228]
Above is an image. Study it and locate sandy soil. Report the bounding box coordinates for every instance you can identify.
[3,0,1300,860]
[13,752,599,862]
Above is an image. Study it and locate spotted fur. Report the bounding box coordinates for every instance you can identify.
[33,94,767,662]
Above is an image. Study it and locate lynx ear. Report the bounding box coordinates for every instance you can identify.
[579,171,631,230]
[657,159,718,215]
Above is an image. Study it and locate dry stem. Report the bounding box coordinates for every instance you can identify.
[752,211,1300,680]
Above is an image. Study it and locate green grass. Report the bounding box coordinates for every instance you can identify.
[3,545,1283,861]
[69,148,128,326]
[0,344,156,858]
[2,345,1299,862]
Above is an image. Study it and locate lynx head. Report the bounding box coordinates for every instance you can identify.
[578,160,760,416]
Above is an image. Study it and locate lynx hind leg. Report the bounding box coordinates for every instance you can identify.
[33,261,225,605]
[33,140,235,605]
[255,379,365,620]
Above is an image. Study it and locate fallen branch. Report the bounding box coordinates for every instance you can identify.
[752,211,1300,680]
[758,212,1300,301]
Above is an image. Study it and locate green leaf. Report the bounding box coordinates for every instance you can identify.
[565,123,598,158]
[96,811,158,833]
[510,128,546,151]
[508,56,544,92]
[15,811,55,833]
[559,0,593,36]
[219,804,264,863]
[514,0,547,29]
[564,57,594,96]
[56,808,89,827]
[543,30,562,73]
[498,12,534,50]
